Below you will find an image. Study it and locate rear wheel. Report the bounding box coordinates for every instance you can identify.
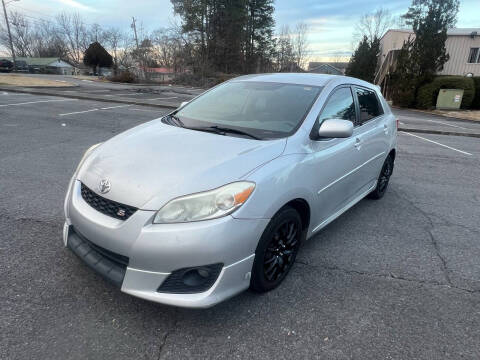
[250,207,302,292]
[368,155,394,200]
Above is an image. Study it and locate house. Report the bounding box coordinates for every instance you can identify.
[308,62,348,75]
[141,67,176,82]
[375,28,480,97]
[4,57,75,75]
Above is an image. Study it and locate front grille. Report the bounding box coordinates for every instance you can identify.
[80,183,137,220]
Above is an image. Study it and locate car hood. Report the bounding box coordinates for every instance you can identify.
[77,119,286,210]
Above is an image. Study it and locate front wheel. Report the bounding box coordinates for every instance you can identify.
[368,155,394,200]
[250,207,302,292]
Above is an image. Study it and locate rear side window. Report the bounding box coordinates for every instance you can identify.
[355,88,383,124]
[318,87,356,124]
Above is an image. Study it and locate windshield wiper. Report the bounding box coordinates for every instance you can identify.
[187,125,261,140]
[163,114,185,127]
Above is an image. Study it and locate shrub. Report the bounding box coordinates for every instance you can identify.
[472,77,480,109]
[416,76,475,109]
[109,71,136,83]
[172,72,239,88]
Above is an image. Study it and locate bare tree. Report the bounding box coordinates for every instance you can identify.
[88,23,106,44]
[104,27,124,72]
[32,20,67,58]
[8,11,34,57]
[56,12,88,66]
[276,25,294,71]
[353,8,395,44]
[292,22,309,70]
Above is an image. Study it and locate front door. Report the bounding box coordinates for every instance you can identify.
[307,86,365,229]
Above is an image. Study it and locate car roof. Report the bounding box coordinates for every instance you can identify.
[233,73,377,90]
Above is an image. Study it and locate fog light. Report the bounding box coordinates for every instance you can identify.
[182,267,211,287]
[157,263,223,294]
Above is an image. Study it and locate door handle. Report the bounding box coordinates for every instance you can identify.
[383,123,388,134]
[354,137,362,150]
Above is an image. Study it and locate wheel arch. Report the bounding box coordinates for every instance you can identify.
[280,198,311,232]
[388,148,396,161]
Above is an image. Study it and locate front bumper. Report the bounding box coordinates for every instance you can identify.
[64,180,269,308]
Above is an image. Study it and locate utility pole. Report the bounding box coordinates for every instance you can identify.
[131,16,144,79]
[131,17,139,50]
[1,0,17,72]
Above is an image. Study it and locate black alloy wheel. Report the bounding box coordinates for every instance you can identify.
[251,207,302,292]
[368,155,394,200]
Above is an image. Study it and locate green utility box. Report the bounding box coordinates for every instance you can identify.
[436,88,464,110]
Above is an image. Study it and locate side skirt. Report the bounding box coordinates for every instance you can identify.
[310,181,377,236]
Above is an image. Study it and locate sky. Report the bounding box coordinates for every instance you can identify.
[4,0,480,61]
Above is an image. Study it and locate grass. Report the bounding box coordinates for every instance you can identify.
[0,74,74,87]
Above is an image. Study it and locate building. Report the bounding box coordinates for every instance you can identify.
[141,67,176,82]
[4,57,75,75]
[375,28,480,96]
[308,62,348,75]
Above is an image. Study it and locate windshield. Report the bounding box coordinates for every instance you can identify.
[174,81,323,139]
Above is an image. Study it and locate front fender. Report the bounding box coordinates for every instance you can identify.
[232,154,317,229]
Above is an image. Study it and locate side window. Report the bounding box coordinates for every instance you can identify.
[355,88,383,124]
[318,87,356,124]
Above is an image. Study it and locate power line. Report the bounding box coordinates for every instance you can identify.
[9,3,56,19]
[8,3,97,26]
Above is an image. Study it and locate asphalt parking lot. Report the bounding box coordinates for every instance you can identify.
[1,91,479,359]
[1,74,201,108]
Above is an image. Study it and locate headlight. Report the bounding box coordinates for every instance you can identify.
[153,182,255,224]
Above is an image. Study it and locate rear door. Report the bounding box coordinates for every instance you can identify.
[351,86,389,194]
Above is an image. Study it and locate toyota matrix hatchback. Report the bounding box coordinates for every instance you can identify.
[63,74,397,308]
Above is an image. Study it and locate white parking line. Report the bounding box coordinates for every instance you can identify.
[58,104,132,116]
[398,116,469,130]
[0,99,76,107]
[59,108,99,116]
[426,119,468,130]
[100,105,131,110]
[145,96,178,101]
[129,108,162,112]
[400,131,472,156]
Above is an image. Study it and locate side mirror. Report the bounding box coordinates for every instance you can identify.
[317,119,353,139]
[180,101,189,108]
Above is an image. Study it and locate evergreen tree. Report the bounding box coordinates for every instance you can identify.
[171,0,275,74]
[346,36,380,83]
[391,0,459,106]
[83,42,112,74]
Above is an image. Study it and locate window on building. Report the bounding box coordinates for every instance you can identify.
[468,48,480,63]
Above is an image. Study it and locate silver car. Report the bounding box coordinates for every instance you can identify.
[63,74,397,308]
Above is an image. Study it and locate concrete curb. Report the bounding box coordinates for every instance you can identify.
[398,127,480,138]
[0,87,178,109]
[393,106,480,124]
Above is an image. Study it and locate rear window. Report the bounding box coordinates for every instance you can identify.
[355,88,383,124]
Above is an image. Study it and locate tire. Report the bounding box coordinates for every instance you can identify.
[250,206,303,292]
[368,155,394,200]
